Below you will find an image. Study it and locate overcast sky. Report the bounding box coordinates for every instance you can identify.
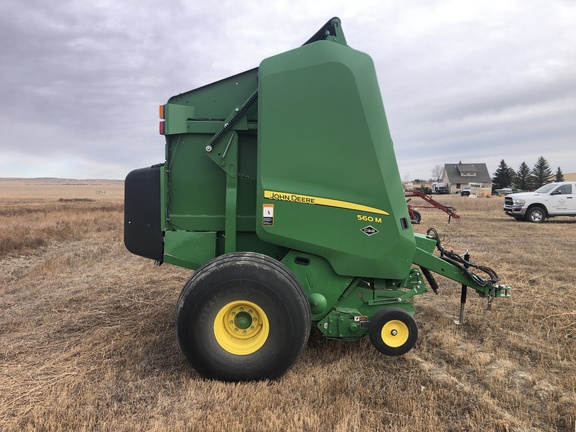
[1,0,575,180]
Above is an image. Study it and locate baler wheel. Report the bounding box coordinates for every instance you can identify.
[369,308,418,356]
[175,252,310,381]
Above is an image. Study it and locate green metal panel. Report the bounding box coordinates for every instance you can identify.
[163,67,259,234]
[164,70,254,209]
[164,231,217,270]
[160,67,268,268]
[166,68,259,124]
[256,41,415,280]
[281,251,354,322]
[163,104,195,135]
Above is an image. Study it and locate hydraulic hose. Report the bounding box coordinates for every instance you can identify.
[426,228,499,287]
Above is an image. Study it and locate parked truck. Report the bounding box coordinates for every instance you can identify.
[124,18,510,381]
[503,181,576,222]
[431,182,449,194]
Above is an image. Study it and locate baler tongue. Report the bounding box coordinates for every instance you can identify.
[415,227,511,324]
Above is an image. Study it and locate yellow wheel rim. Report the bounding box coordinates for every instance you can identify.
[381,319,409,348]
[213,300,269,355]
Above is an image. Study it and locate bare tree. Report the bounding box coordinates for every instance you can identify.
[431,165,444,182]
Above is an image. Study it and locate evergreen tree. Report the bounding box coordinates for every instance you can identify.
[555,167,564,182]
[531,156,553,188]
[516,162,532,190]
[492,159,514,190]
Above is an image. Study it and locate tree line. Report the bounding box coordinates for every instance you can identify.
[492,156,563,191]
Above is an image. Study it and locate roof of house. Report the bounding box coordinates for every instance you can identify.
[444,163,492,184]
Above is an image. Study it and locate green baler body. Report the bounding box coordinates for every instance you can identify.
[124,18,508,340]
[161,66,264,269]
[161,32,414,279]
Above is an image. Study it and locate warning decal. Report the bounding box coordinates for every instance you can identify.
[263,204,274,226]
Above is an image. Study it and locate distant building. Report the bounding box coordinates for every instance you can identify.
[442,162,492,196]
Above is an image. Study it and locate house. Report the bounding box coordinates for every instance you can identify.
[442,162,492,196]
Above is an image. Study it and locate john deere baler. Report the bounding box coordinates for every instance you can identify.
[124,18,510,381]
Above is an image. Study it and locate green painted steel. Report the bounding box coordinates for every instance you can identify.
[281,251,354,322]
[159,19,415,280]
[281,250,424,339]
[257,40,414,280]
[125,17,510,349]
[412,234,510,298]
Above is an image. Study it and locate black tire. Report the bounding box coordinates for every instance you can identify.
[411,210,421,224]
[526,206,546,223]
[369,308,418,356]
[175,252,311,381]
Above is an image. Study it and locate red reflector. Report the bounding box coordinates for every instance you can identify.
[159,121,165,135]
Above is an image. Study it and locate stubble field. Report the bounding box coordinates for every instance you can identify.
[0,179,575,431]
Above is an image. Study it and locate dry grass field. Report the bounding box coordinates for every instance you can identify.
[1,180,575,431]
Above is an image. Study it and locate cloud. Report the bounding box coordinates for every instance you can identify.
[0,0,575,180]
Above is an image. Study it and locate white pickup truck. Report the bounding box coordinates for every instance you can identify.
[503,182,576,222]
